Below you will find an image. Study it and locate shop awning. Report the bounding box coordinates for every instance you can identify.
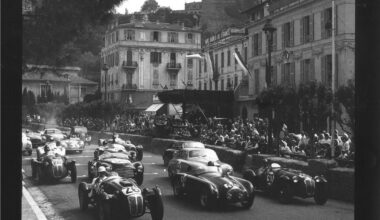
[168,104,182,115]
[144,103,164,112]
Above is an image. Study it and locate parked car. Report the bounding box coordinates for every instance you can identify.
[31,143,76,184]
[243,160,328,205]
[41,128,67,142]
[167,148,233,178]
[98,136,143,161]
[22,132,33,156]
[171,165,254,209]
[88,150,144,185]
[162,141,205,166]
[70,126,91,145]
[78,174,163,220]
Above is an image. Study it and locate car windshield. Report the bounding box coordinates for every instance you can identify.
[189,149,219,161]
[46,129,61,134]
[183,142,205,149]
[99,152,130,160]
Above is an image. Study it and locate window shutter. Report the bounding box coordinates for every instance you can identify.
[116,30,119,41]
[310,58,315,81]
[158,52,162,63]
[150,52,153,63]
[158,32,161,42]
[281,63,285,84]
[321,56,326,83]
[290,21,295,46]
[251,36,254,57]
[290,62,295,87]
[300,60,304,82]
[321,10,326,39]
[258,32,262,55]
[281,25,285,49]
[272,30,277,51]
[310,14,314,41]
[300,17,304,44]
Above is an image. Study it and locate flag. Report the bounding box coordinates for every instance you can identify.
[265,59,271,88]
[207,51,219,81]
[205,52,214,82]
[233,48,251,77]
[185,54,204,59]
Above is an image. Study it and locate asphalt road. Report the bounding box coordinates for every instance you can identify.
[22,144,354,220]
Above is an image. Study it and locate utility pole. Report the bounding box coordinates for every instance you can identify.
[330,0,336,157]
[103,64,109,102]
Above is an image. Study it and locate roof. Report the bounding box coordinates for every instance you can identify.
[115,21,201,33]
[22,71,70,82]
[69,75,98,85]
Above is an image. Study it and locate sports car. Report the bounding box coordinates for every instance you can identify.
[31,143,77,184]
[41,128,67,142]
[98,137,143,161]
[78,174,163,220]
[243,160,328,204]
[70,126,91,145]
[24,129,44,148]
[167,148,233,178]
[22,132,33,156]
[60,137,85,153]
[171,165,254,209]
[88,151,144,185]
[162,141,205,166]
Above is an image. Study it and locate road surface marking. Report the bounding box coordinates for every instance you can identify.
[23,187,48,220]
[144,162,157,165]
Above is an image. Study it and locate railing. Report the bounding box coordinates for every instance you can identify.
[122,61,138,69]
[166,62,182,71]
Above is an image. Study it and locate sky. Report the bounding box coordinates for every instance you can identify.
[115,0,201,14]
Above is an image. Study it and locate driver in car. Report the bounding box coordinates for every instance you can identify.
[89,166,116,200]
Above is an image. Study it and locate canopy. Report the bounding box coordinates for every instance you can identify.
[144,103,164,113]
[158,89,234,104]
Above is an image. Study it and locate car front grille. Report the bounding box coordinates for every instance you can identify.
[127,194,144,216]
[226,188,245,202]
[113,166,135,178]
[304,178,315,196]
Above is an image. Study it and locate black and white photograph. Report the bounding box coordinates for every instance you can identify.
[8,0,367,219]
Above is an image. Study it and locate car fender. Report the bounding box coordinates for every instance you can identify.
[314,175,328,183]
[232,176,254,193]
[173,173,219,196]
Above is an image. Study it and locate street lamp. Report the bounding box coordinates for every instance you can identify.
[102,64,109,102]
[262,19,277,155]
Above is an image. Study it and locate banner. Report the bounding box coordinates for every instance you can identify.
[233,48,251,77]
[185,54,204,59]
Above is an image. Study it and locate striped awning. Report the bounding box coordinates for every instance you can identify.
[144,104,164,112]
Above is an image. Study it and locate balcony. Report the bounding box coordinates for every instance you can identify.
[166,62,182,72]
[121,84,138,91]
[122,61,138,71]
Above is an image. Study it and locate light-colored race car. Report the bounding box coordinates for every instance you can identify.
[98,136,143,161]
[41,128,67,142]
[162,141,205,166]
[60,137,85,154]
[22,132,33,156]
[167,148,233,179]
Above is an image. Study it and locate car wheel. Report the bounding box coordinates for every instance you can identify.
[243,169,256,185]
[31,160,36,178]
[314,183,328,205]
[135,172,144,186]
[98,201,110,220]
[167,168,173,178]
[137,148,143,161]
[149,187,164,220]
[78,183,89,211]
[36,167,43,184]
[199,187,215,209]
[172,179,184,198]
[163,156,169,167]
[278,182,292,204]
[71,164,77,183]
[88,162,94,180]
[241,192,255,209]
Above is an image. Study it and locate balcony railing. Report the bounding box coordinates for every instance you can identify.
[122,84,138,91]
[167,62,182,71]
[122,61,138,70]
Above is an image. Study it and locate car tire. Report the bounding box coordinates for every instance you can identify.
[98,201,110,220]
[31,160,37,178]
[163,156,169,167]
[278,182,292,204]
[149,187,164,220]
[71,164,77,183]
[137,148,143,161]
[36,167,43,184]
[199,187,215,209]
[241,192,255,209]
[135,172,144,186]
[243,169,256,185]
[314,183,328,205]
[88,162,94,180]
[172,179,184,198]
[78,183,89,211]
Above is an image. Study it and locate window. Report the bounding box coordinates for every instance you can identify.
[168,32,178,43]
[204,81,207,90]
[150,52,162,63]
[111,74,113,85]
[322,8,333,39]
[125,50,133,65]
[199,60,202,74]
[252,33,262,56]
[153,69,159,85]
[301,15,314,44]
[115,51,119,66]
[282,21,294,48]
[140,32,146,40]
[152,31,160,42]
[187,58,193,68]
[254,69,260,94]
[199,81,202,90]
[234,75,238,89]
[187,70,193,82]
[186,33,194,43]
[281,62,295,87]
[227,50,231,66]
[209,79,212,90]
[250,8,264,21]
[215,80,218,91]
[204,59,207,72]
[116,30,119,41]
[40,84,51,98]
[244,47,248,64]
[271,65,277,86]
[221,78,224,91]
[124,30,135,40]
[214,53,218,70]
[321,55,333,86]
[227,77,232,90]
[301,58,315,82]
[170,74,177,86]
[221,52,224,68]
[272,30,277,51]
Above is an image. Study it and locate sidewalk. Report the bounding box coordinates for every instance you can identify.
[22,177,48,220]
[22,193,39,220]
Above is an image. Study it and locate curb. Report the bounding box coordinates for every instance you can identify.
[23,186,48,220]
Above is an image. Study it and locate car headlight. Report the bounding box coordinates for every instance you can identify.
[223,183,233,189]
[292,176,299,183]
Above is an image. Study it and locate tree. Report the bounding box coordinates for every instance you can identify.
[141,0,159,13]
[334,80,354,135]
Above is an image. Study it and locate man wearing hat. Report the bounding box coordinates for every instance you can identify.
[341,133,351,158]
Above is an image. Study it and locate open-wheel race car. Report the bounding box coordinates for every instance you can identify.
[162,141,205,166]
[243,160,328,205]
[78,174,164,220]
[31,142,77,184]
[88,151,144,185]
[98,135,143,161]
[167,148,233,178]
[171,164,255,209]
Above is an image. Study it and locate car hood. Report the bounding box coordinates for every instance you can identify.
[27,133,42,140]
[275,168,313,179]
[61,139,83,148]
[100,157,132,165]
[200,173,246,191]
[186,158,227,167]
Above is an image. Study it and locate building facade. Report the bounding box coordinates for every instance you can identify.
[184,1,202,14]
[100,15,202,110]
[241,0,355,119]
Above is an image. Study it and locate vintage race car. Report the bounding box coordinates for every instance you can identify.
[162,141,205,166]
[88,151,144,185]
[31,143,76,184]
[24,130,44,148]
[78,174,163,220]
[167,148,233,178]
[243,161,328,205]
[60,137,85,153]
[70,126,91,144]
[41,128,67,142]
[98,137,143,161]
[171,165,254,209]
[22,132,33,156]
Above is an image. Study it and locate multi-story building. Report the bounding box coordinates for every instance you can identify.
[241,0,355,118]
[184,1,202,14]
[100,15,202,110]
